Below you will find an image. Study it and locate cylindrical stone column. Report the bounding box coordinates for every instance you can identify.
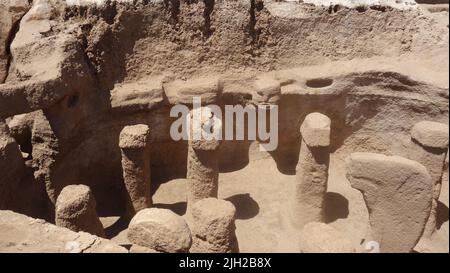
[119,124,152,220]
[290,112,331,229]
[410,121,449,237]
[187,107,222,212]
[55,184,105,237]
[190,198,239,253]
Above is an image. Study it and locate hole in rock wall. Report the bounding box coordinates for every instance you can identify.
[305,78,334,89]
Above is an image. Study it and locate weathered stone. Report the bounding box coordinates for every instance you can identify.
[164,77,220,105]
[129,244,162,253]
[411,121,449,149]
[0,120,26,210]
[253,77,281,104]
[0,0,96,119]
[190,198,239,253]
[0,0,30,83]
[189,107,222,151]
[290,113,331,228]
[0,210,127,253]
[110,76,166,113]
[127,208,192,253]
[119,124,151,149]
[300,112,331,147]
[299,222,355,253]
[30,110,59,206]
[119,124,152,219]
[7,113,35,154]
[345,152,432,253]
[1,117,46,218]
[187,108,222,212]
[55,184,105,237]
[409,121,449,238]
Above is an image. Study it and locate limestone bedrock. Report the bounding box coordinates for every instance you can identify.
[345,152,432,253]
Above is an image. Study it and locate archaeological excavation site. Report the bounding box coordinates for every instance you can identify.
[0,0,448,254]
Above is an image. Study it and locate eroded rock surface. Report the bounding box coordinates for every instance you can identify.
[290,113,331,228]
[409,121,449,238]
[0,210,126,253]
[346,152,432,253]
[0,0,30,83]
[119,124,152,219]
[127,208,192,253]
[190,198,239,253]
[55,184,105,237]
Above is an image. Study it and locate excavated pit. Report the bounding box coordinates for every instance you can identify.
[0,0,448,253]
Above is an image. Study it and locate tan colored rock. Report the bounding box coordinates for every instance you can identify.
[119,124,152,219]
[345,152,433,253]
[0,210,127,253]
[300,112,331,147]
[0,0,30,83]
[190,198,239,253]
[30,110,59,206]
[55,184,105,237]
[186,108,222,212]
[0,119,42,217]
[0,0,96,119]
[188,107,222,151]
[129,244,162,253]
[410,121,449,238]
[110,76,166,113]
[411,121,449,149]
[0,0,448,255]
[253,77,281,104]
[290,113,331,228]
[1,115,46,218]
[127,208,192,253]
[299,222,355,253]
[119,124,151,149]
[164,77,220,105]
[0,120,26,210]
[7,113,35,154]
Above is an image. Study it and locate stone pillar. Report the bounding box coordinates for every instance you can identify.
[187,107,222,212]
[119,124,151,220]
[253,77,281,105]
[55,184,105,237]
[290,112,331,228]
[410,121,449,237]
[190,198,239,253]
[345,152,432,253]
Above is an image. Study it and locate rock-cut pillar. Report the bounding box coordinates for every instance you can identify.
[410,121,449,237]
[290,112,331,229]
[187,107,222,212]
[345,152,432,253]
[119,124,152,220]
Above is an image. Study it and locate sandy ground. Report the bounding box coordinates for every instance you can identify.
[104,143,449,253]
